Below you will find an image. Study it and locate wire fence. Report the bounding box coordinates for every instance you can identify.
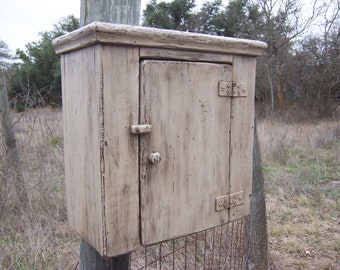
[130,214,267,270]
[131,219,247,270]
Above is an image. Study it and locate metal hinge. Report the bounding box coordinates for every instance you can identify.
[218,81,247,97]
[215,191,244,212]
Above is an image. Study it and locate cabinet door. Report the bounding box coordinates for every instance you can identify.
[140,60,232,245]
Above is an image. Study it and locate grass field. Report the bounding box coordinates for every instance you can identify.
[0,108,339,269]
[257,119,340,269]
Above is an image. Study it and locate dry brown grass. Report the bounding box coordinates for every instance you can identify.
[0,107,78,269]
[0,108,339,269]
[258,118,340,270]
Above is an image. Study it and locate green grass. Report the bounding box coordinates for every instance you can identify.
[259,119,340,269]
[264,141,339,196]
[49,136,63,148]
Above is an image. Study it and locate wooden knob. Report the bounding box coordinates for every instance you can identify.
[149,152,162,164]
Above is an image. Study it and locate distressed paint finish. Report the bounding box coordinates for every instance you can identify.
[229,55,257,221]
[55,23,266,256]
[139,60,232,245]
[61,46,104,252]
[53,22,267,56]
[61,45,140,257]
[101,45,140,256]
[130,124,152,135]
[139,48,233,63]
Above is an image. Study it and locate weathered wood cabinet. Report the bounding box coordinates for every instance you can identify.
[53,22,266,257]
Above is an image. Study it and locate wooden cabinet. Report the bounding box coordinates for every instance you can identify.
[53,22,266,257]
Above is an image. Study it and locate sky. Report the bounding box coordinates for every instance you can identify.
[0,0,220,54]
[0,0,318,54]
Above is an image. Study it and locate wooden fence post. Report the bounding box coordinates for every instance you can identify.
[80,238,130,270]
[79,1,141,269]
[80,0,141,26]
[0,70,29,207]
[245,122,268,269]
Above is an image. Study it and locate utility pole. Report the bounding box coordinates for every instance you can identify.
[80,0,141,26]
[79,1,141,269]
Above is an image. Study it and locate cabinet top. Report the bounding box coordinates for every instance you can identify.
[53,22,267,56]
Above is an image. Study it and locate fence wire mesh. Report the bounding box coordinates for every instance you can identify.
[130,213,267,270]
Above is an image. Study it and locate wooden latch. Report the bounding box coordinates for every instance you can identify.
[130,124,152,134]
[218,81,247,97]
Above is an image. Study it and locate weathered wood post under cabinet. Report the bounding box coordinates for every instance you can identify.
[78,1,141,268]
[53,23,266,260]
[80,0,141,27]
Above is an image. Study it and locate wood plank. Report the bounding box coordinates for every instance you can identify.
[140,60,232,245]
[140,48,233,63]
[53,22,267,56]
[229,55,257,221]
[62,46,104,253]
[101,45,140,256]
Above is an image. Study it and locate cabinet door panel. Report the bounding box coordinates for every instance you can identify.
[140,60,232,245]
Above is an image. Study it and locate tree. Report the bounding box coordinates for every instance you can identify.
[223,0,262,38]
[292,0,340,117]
[144,0,263,38]
[143,0,196,30]
[0,41,29,208]
[9,15,79,109]
[195,0,227,35]
[257,0,324,111]
[0,40,12,69]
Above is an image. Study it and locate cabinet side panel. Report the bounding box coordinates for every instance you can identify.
[229,56,256,221]
[62,47,103,253]
[101,46,140,256]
